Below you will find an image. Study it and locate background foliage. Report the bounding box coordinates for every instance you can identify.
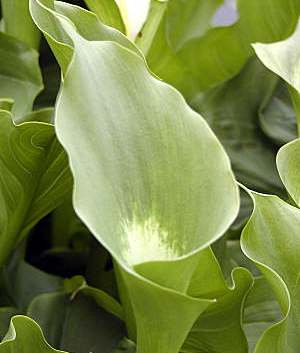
[0,0,300,352]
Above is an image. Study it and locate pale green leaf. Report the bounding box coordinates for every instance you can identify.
[253,20,300,95]
[1,0,40,49]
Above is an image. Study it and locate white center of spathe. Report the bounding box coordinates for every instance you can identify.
[115,0,150,40]
[121,215,180,266]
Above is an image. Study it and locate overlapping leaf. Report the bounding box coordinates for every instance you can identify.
[191,58,283,195]
[139,0,300,98]
[0,108,71,267]
[253,21,300,206]
[243,277,282,353]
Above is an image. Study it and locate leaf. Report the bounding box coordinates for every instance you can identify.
[31,2,241,353]
[191,58,283,195]
[64,275,123,319]
[253,20,300,205]
[27,292,126,353]
[0,109,71,266]
[0,32,43,120]
[253,20,300,94]
[84,0,125,33]
[241,191,300,353]
[182,267,252,353]
[253,20,300,132]
[164,0,222,50]
[1,0,40,49]
[141,0,300,98]
[243,277,282,353]
[0,316,67,353]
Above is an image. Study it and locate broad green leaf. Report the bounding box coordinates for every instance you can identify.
[84,0,125,33]
[1,0,40,49]
[141,0,300,98]
[28,292,126,353]
[241,191,300,353]
[191,58,283,195]
[164,0,222,51]
[243,277,282,353]
[0,32,42,120]
[0,316,67,352]
[0,110,71,266]
[31,2,241,353]
[277,138,300,206]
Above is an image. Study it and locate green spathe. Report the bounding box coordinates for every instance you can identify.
[29,1,241,352]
